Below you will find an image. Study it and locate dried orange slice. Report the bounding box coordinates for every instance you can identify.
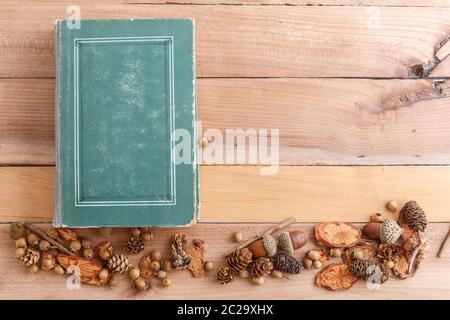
[315,222,361,248]
[316,263,358,291]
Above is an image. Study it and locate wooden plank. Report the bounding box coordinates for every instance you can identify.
[0,223,448,299]
[16,0,450,7]
[2,5,450,78]
[2,166,450,223]
[3,78,450,165]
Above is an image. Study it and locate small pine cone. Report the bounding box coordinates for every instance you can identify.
[171,233,191,270]
[349,259,371,279]
[249,257,273,278]
[21,248,40,267]
[377,244,400,261]
[400,200,427,232]
[217,266,234,285]
[272,253,303,274]
[107,254,130,274]
[227,248,253,274]
[126,236,144,254]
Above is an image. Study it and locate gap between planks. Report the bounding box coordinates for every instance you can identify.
[2,78,450,166]
[1,166,450,223]
[2,4,450,78]
[0,223,448,300]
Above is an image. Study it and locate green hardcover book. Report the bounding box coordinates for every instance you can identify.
[54,19,198,227]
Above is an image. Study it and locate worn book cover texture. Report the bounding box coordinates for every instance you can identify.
[54,19,198,227]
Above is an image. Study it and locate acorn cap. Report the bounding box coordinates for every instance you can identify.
[277,232,294,254]
[262,234,278,257]
[380,219,403,244]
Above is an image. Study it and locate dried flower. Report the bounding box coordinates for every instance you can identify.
[315,222,361,248]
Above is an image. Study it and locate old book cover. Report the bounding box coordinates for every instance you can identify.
[54,19,198,227]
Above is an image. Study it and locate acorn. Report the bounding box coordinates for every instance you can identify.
[247,235,277,257]
[83,248,95,259]
[204,261,214,271]
[386,200,398,212]
[232,232,244,243]
[15,247,26,259]
[161,278,171,288]
[302,258,313,270]
[277,231,307,254]
[27,233,40,246]
[39,240,51,251]
[28,264,40,274]
[15,237,27,248]
[363,219,403,244]
[151,250,162,261]
[129,267,141,281]
[134,277,148,291]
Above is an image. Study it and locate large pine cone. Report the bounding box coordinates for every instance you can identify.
[171,233,191,270]
[227,248,253,274]
[20,248,40,267]
[249,257,273,277]
[217,266,234,285]
[349,259,371,279]
[107,254,130,274]
[127,236,144,254]
[272,253,303,274]
[400,200,427,232]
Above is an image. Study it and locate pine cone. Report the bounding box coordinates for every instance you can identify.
[107,254,130,274]
[249,257,273,277]
[217,266,234,285]
[400,200,427,232]
[377,244,400,261]
[227,248,253,274]
[171,233,191,270]
[272,253,303,274]
[127,236,144,254]
[20,248,40,267]
[349,259,371,279]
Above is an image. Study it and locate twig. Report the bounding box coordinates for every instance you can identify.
[25,223,75,256]
[223,217,296,257]
[437,227,450,258]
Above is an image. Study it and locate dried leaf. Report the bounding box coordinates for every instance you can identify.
[315,222,361,248]
[57,254,102,284]
[94,241,114,255]
[139,256,155,279]
[342,244,377,265]
[316,263,358,291]
[392,254,409,279]
[57,228,78,241]
[186,244,205,277]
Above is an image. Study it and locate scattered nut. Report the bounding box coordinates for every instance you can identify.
[39,240,51,251]
[99,269,109,281]
[239,270,249,278]
[46,228,59,240]
[134,277,148,291]
[15,247,26,259]
[15,237,27,248]
[70,240,82,253]
[54,264,65,275]
[252,277,265,285]
[83,248,95,259]
[232,232,244,243]
[162,260,173,272]
[81,239,92,249]
[150,260,161,272]
[271,270,283,279]
[157,270,167,279]
[141,232,153,241]
[98,248,111,261]
[151,250,162,261]
[329,248,343,258]
[371,213,383,223]
[130,228,141,237]
[161,278,171,288]
[129,267,141,281]
[27,233,40,246]
[386,200,398,212]
[312,260,323,269]
[204,261,214,271]
[99,228,113,236]
[302,258,313,270]
[28,264,40,274]
[307,250,321,261]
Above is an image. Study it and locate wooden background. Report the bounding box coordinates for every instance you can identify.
[1,0,450,299]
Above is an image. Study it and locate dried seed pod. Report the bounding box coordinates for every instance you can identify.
[15,247,26,259]
[83,248,95,259]
[400,200,427,232]
[227,248,253,274]
[140,256,155,279]
[130,228,141,237]
[162,260,173,273]
[81,239,92,249]
[232,232,244,243]
[380,219,403,244]
[141,232,153,241]
[70,240,82,253]
[54,264,65,275]
[157,270,167,279]
[386,200,398,212]
[107,254,130,275]
[28,264,40,274]
[249,257,273,277]
[315,222,361,248]
[161,278,171,288]
[57,229,78,241]
[46,228,59,240]
[204,261,214,271]
[21,248,40,267]
[134,277,148,291]
[129,267,141,281]
[151,250,162,261]
[150,261,161,272]
[277,231,307,254]
[329,248,343,257]
[302,258,313,270]
[41,252,56,271]
[15,237,27,248]
[371,213,383,223]
[95,241,114,261]
[271,270,283,279]
[27,233,40,246]
[127,236,144,254]
[272,253,303,274]
[312,260,323,269]
[39,240,51,251]
[9,223,25,240]
[252,277,265,285]
[217,266,234,284]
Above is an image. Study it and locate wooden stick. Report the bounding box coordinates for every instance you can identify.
[223,217,296,257]
[437,227,450,258]
[25,223,75,256]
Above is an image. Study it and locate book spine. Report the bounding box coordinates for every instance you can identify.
[53,20,62,227]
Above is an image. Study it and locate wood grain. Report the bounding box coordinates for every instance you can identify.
[16,0,450,7]
[2,4,450,78]
[0,223,448,300]
[2,166,450,223]
[3,78,450,165]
